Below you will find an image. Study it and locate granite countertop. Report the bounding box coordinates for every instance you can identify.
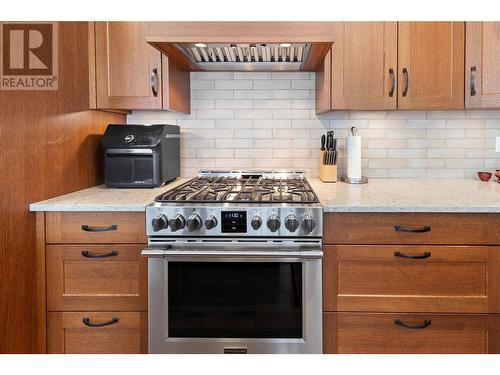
[308,178,500,213]
[30,177,500,213]
[29,178,189,212]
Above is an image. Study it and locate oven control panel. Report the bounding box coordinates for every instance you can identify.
[146,205,322,238]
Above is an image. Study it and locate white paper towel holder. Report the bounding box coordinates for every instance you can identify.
[343,126,368,184]
[341,176,368,184]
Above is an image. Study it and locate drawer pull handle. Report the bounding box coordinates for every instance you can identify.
[82,317,119,328]
[81,224,118,232]
[394,251,431,260]
[394,319,431,330]
[81,250,118,258]
[394,225,431,233]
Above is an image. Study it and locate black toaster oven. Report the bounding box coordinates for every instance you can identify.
[100,124,180,188]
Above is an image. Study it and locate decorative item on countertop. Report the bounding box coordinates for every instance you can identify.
[477,171,492,182]
[319,130,337,182]
[341,126,368,184]
[495,170,500,183]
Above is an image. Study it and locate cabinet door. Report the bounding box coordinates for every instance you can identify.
[47,312,147,354]
[324,313,500,354]
[95,22,162,109]
[466,22,500,108]
[323,245,500,314]
[46,245,147,311]
[330,22,397,110]
[398,22,464,109]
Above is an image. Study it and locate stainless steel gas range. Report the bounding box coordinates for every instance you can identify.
[142,170,323,354]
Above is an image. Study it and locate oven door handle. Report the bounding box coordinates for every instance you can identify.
[141,246,323,260]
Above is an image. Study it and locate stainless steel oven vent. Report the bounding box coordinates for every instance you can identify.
[175,43,311,71]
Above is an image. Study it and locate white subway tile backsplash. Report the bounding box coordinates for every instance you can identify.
[215,119,253,129]
[129,72,500,179]
[272,90,310,99]
[254,80,291,89]
[234,109,273,119]
[195,90,233,99]
[215,80,253,90]
[235,128,273,139]
[234,90,272,99]
[427,149,466,158]
[387,111,426,119]
[254,100,291,109]
[215,99,253,109]
[254,119,291,128]
[446,119,485,128]
[234,72,271,80]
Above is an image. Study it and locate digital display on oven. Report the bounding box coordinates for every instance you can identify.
[221,211,247,233]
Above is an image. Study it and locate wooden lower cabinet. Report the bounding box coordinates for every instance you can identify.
[324,313,500,354]
[324,245,500,313]
[38,211,148,354]
[47,312,148,354]
[46,245,147,311]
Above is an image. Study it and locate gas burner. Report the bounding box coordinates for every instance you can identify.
[155,171,319,204]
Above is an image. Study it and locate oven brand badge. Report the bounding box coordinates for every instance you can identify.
[1,22,58,90]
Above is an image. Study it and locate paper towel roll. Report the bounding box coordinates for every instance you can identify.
[347,135,362,179]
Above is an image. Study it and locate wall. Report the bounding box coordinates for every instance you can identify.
[0,22,125,353]
[129,72,500,179]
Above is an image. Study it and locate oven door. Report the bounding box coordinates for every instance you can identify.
[143,243,322,354]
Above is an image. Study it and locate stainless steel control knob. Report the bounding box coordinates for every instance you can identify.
[169,214,185,232]
[251,216,262,230]
[187,214,203,232]
[285,214,300,233]
[267,214,281,232]
[302,215,316,234]
[151,215,168,232]
[204,215,218,230]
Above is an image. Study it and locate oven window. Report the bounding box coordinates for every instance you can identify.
[168,262,303,338]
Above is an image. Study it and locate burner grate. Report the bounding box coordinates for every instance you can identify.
[155,176,319,204]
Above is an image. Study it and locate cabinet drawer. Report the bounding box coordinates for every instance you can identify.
[46,212,147,244]
[47,312,147,354]
[324,313,500,354]
[47,245,147,311]
[324,245,500,313]
[324,213,500,245]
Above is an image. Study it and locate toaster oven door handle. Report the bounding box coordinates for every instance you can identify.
[106,149,154,155]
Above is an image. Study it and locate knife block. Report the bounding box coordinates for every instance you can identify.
[319,150,337,183]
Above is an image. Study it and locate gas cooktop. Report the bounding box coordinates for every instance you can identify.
[155,170,319,204]
[147,171,322,238]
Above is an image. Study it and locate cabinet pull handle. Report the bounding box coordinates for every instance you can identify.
[394,319,431,330]
[151,68,158,97]
[81,224,117,232]
[394,225,431,233]
[82,317,119,328]
[388,68,395,97]
[81,250,118,258]
[394,251,431,259]
[402,68,409,97]
[470,66,477,96]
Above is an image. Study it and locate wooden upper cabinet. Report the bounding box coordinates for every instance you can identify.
[330,22,398,110]
[95,22,163,110]
[315,49,332,114]
[466,22,500,108]
[397,22,464,109]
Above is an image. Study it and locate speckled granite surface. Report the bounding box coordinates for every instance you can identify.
[29,178,189,212]
[308,178,500,213]
[30,177,500,213]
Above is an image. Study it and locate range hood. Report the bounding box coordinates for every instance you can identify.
[175,43,312,71]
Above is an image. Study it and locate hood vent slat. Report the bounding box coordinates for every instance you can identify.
[178,43,311,71]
